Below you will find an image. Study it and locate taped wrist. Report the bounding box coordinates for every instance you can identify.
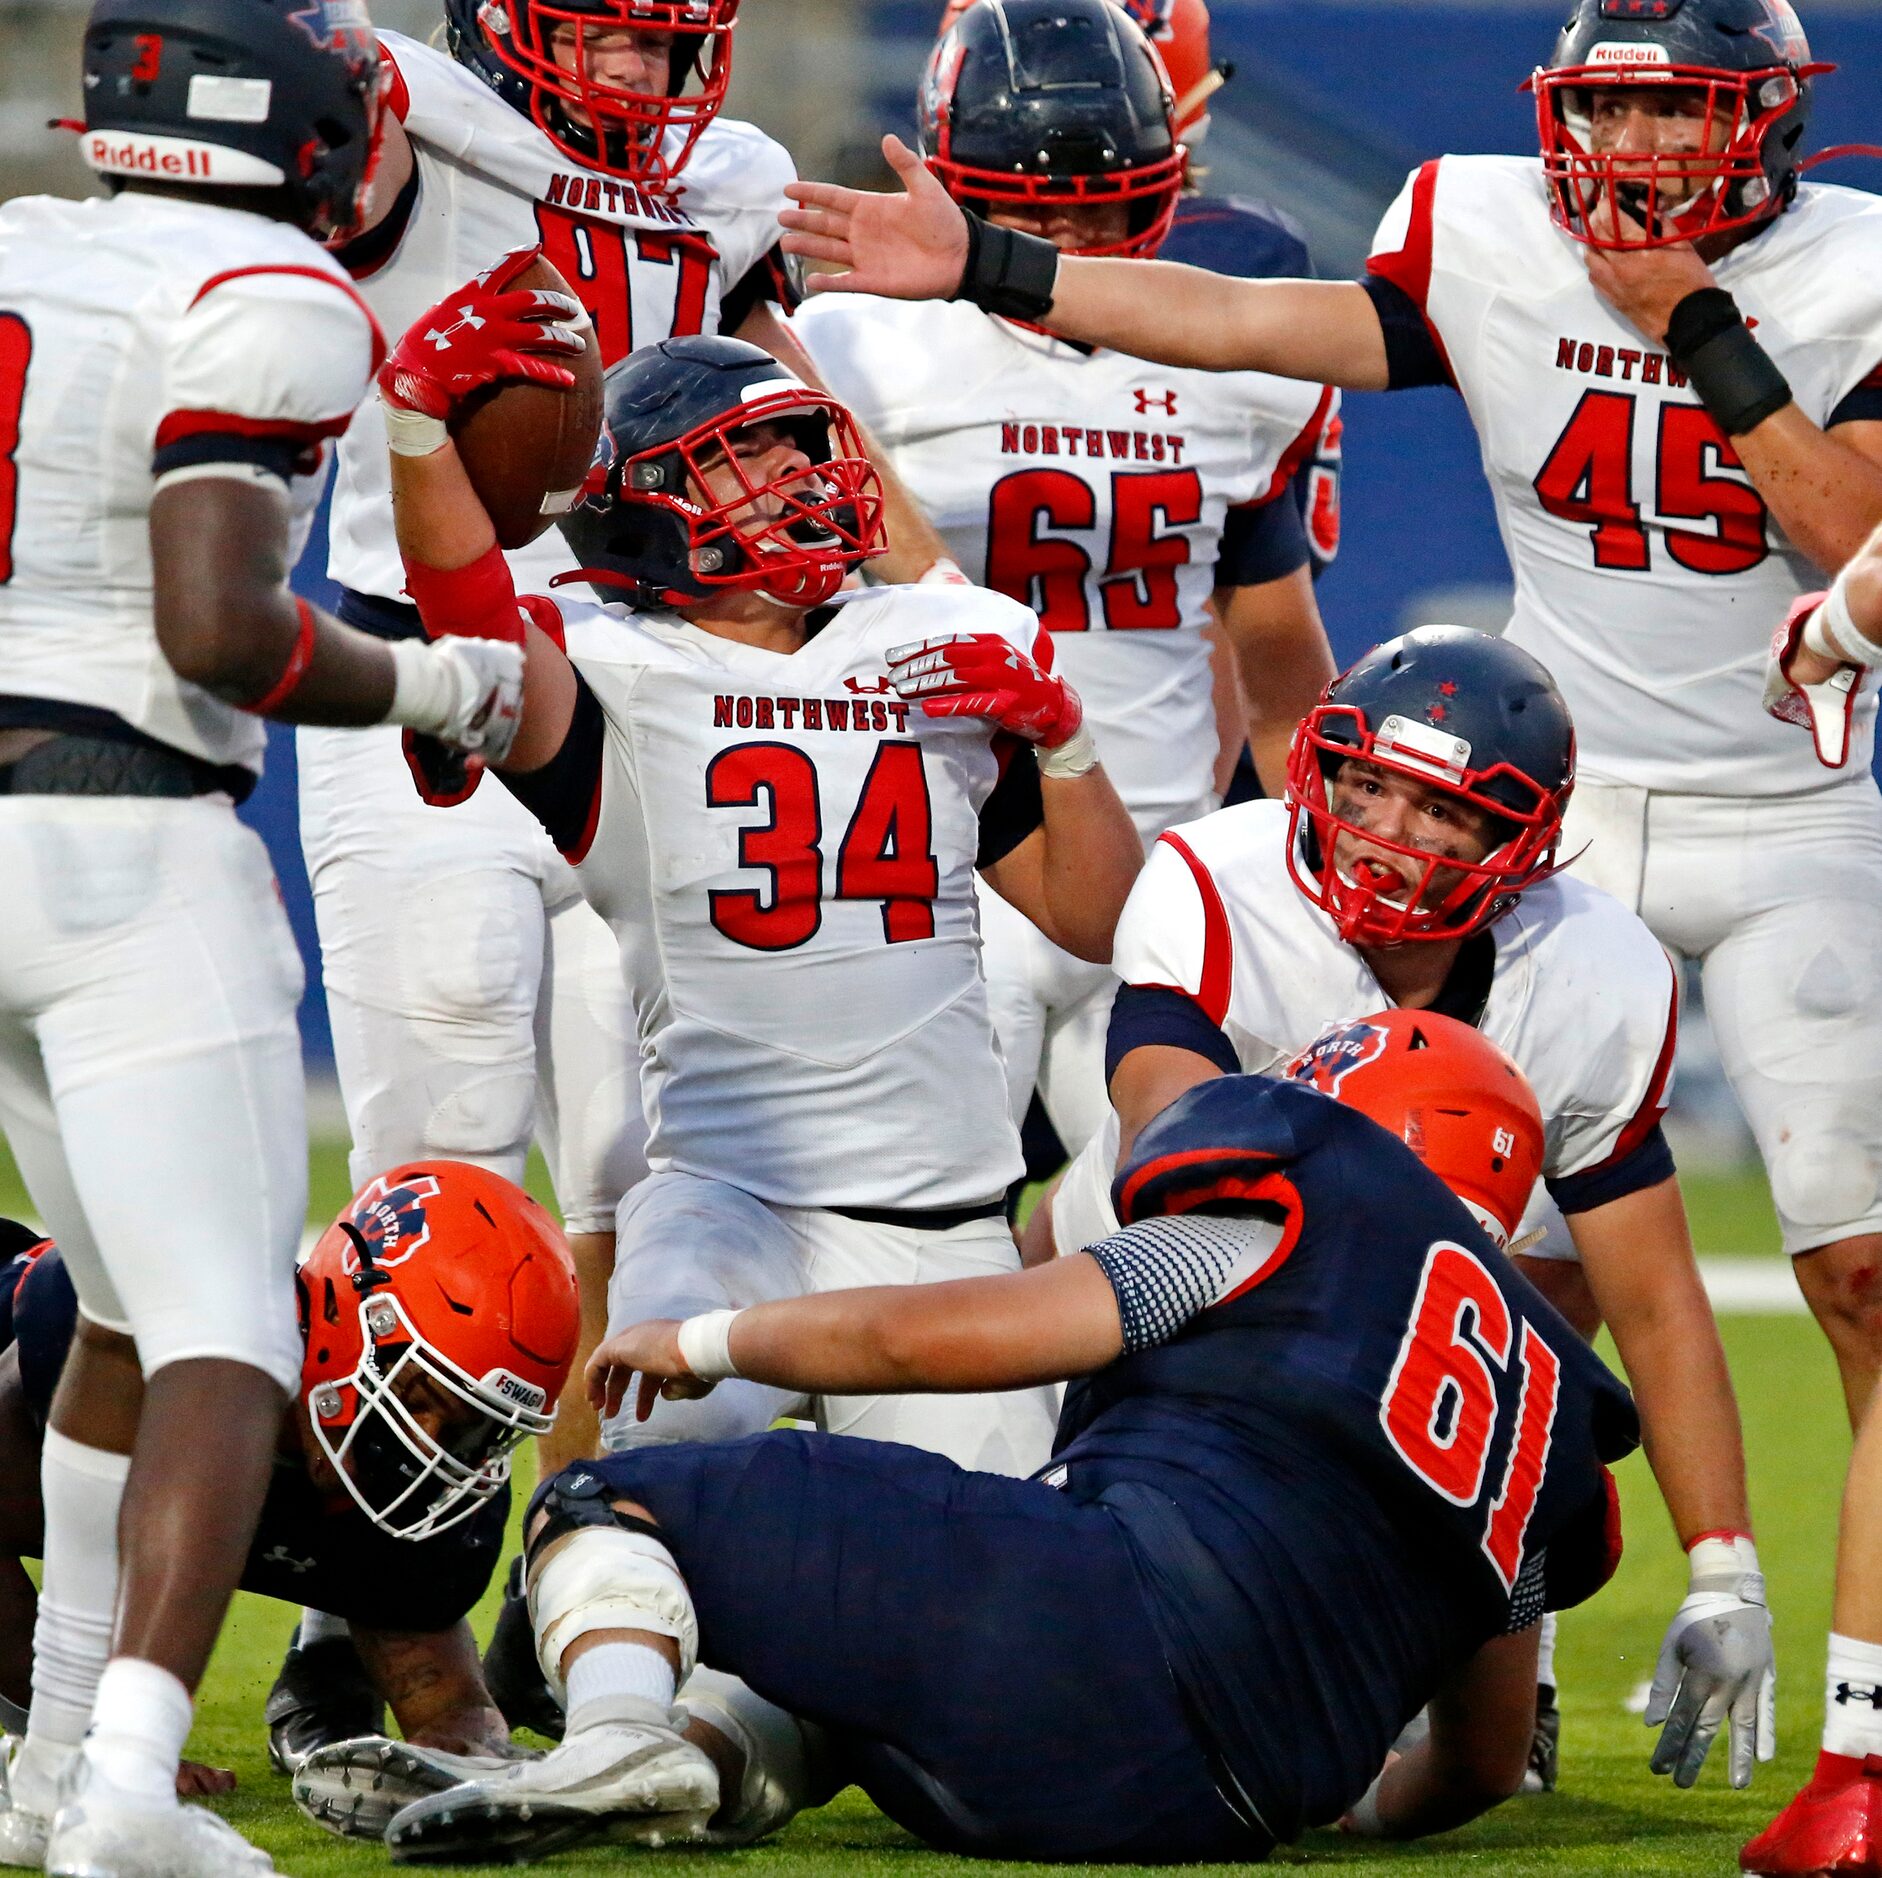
[954,210,1060,322]
[401,544,525,644]
[676,1310,743,1382]
[1035,720,1100,780]
[1810,572,1882,668]
[1664,288,1792,436]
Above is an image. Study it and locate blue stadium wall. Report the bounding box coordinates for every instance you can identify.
[269,0,1882,1062]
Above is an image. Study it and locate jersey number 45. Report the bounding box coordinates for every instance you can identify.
[1380,1240,1562,1596]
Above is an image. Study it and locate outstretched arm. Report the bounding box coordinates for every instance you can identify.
[782,136,1390,388]
[351,1622,513,1757]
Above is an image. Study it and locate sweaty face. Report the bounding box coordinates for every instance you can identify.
[1327,759,1499,913]
[1579,82,1732,208]
[985,198,1133,254]
[548,22,675,131]
[688,419,822,541]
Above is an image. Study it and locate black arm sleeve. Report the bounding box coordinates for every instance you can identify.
[976,742,1044,867]
[1105,983,1241,1082]
[721,243,800,330]
[1216,492,1310,588]
[499,670,606,862]
[1360,275,1455,391]
[1544,1123,1677,1216]
[1829,378,1882,429]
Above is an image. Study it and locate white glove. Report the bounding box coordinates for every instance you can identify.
[386,636,525,764]
[1762,589,1863,768]
[1646,1534,1776,1789]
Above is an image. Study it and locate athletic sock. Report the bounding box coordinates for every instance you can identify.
[297,1610,350,1650]
[1824,1632,1882,1759]
[22,1430,130,1801]
[565,1644,676,1734]
[1536,1610,1558,1695]
[81,1658,192,1807]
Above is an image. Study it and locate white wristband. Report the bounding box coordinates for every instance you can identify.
[382,396,449,459]
[385,636,458,736]
[1036,720,1099,780]
[1807,573,1882,669]
[1688,1533,1758,1588]
[675,1310,743,1382]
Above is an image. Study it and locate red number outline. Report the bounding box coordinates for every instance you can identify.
[1533,388,1649,572]
[0,314,30,587]
[835,741,938,944]
[705,743,823,952]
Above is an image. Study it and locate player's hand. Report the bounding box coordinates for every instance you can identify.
[175,1758,237,1798]
[1582,199,1718,346]
[1646,1534,1777,1789]
[782,137,971,302]
[388,637,526,763]
[586,1320,718,1426]
[401,731,484,807]
[379,246,585,434]
[1763,590,1861,768]
[888,632,1084,747]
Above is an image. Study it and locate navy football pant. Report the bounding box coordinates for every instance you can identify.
[579,1431,1271,1862]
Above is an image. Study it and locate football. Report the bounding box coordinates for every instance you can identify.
[449,254,604,552]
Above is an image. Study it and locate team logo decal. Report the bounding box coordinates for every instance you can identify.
[342,1173,442,1273]
[1284,1019,1389,1096]
[1119,0,1177,40]
[289,0,374,58]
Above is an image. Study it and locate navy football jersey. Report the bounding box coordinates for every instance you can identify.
[5,1247,504,1632]
[1053,1079,1638,1840]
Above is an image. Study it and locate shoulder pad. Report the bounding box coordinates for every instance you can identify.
[1114,1074,1324,1224]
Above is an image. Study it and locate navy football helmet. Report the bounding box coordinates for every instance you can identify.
[557,337,886,612]
[1530,0,1827,250]
[920,0,1184,259]
[79,0,384,241]
[443,0,736,186]
[1284,626,1576,948]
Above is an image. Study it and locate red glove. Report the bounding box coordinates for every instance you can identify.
[379,245,584,437]
[887,632,1084,747]
[1762,589,1861,769]
[402,732,484,807]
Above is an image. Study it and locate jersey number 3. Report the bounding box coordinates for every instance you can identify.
[1534,389,1768,576]
[1380,1241,1562,1593]
[706,742,938,951]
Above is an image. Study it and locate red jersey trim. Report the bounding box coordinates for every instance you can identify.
[519,592,567,652]
[380,39,410,123]
[1154,829,1233,1027]
[1364,158,1457,384]
[1586,953,1681,1176]
[1241,384,1337,509]
[154,409,354,450]
[187,263,388,373]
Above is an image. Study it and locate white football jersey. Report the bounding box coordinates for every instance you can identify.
[1068,798,1678,1238]
[792,295,1334,839]
[328,31,795,603]
[527,583,1045,1210]
[0,193,378,771]
[1369,156,1882,796]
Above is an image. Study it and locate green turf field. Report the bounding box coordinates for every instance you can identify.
[0,1145,1845,1875]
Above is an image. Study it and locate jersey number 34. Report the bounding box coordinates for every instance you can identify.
[1380,1240,1562,1594]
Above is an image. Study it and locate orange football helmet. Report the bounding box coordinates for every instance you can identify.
[298,1162,580,1539]
[1283,1010,1544,1247]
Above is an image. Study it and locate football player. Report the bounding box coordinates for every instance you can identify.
[792,0,1337,1162]
[373,1017,1642,1863]
[0,1,527,1871]
[301,0,963,1539]
[782,0,1882,1429]
[377,281,1141,1477]
[1023,625,1773,1794]
[0,1168,578,1831]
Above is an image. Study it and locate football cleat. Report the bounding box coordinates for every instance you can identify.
[293,1735,539,1842]
[264,1626,386,1776]
[1742,1751,1882,1875]
[0,1735,53,1871]
[483,1557,566,1742]
[45,1759,273,1878]
[1523,1683,1561,1794]
[384,1702,718,1864]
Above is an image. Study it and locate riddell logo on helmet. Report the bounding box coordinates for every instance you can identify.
[1585,41,1673,66]
[82,130,286,186]
[344,1173,442,1272]
[1284,1021,1390,1097]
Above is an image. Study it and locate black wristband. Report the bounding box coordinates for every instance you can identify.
[954,210,1060,322]
[1663,287,1793,436]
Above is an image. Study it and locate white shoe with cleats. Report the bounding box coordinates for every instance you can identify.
[0,1735,65,1870]
[384,1699,718,1865]
[44,1759,274,1878]
[292,1734,541,1841]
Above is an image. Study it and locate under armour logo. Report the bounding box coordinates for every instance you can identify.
[261,1544,315,1574]
[1835,1682,1882,1709]
[844,674,895,695]
[1133,388,1178,416]
[424,306,487,350]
